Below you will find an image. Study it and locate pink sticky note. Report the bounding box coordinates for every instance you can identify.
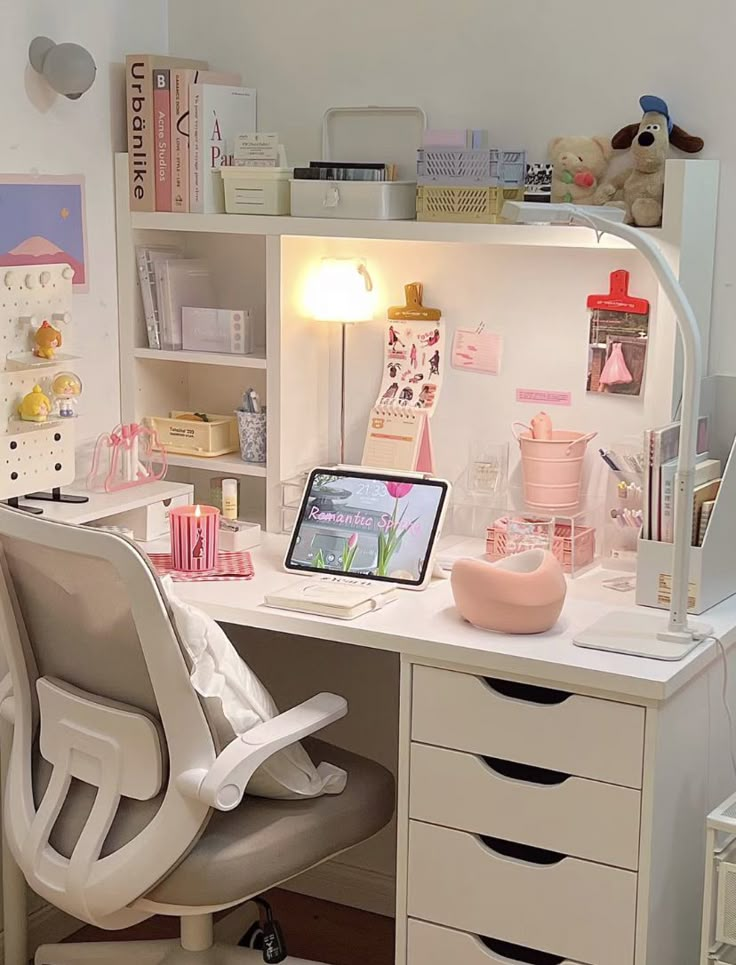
[516,388,572,406]
[451,330,503,374]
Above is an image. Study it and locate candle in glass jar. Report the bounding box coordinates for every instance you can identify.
[170,504,220,571]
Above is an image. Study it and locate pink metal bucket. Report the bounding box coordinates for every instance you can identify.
[513,423,597,510]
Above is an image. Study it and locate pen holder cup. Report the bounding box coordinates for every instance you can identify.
[236,410,267,464]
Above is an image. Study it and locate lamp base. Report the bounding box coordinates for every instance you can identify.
[574,609,713,661]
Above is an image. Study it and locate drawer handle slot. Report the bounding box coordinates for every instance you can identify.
[483,756,570,786]
[479,936,565,964]
[479,834,566,866]
[483,677,571,705]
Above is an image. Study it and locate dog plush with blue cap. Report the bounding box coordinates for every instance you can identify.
[595,95,704,226]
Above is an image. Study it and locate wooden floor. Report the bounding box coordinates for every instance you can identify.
[67,889,395,965]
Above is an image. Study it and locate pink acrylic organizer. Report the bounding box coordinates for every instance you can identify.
[87,422,167,493]
[486,514,596,574]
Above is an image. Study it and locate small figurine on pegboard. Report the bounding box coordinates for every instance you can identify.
[17,385,52,423]
[51,371,82,418]
[32,320,63,360]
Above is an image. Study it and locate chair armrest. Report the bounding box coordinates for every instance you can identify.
[177,692,348,810]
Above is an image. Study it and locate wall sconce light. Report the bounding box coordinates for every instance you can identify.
[29,36,97,100]
[307,257,375,463]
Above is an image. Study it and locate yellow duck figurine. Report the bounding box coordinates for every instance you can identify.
[18,385,52,423]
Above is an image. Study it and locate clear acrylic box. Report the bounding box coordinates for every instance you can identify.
[280,470,309,534]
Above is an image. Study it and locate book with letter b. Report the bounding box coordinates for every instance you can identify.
[153,69,172,211]
[125,54,207,211]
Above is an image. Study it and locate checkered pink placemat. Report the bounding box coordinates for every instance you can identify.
[148,551,255,582]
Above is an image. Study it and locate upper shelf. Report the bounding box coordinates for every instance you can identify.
[126,159,719,252]
[130,210,644,249]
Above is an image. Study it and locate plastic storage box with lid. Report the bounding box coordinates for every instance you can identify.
[290,106,425,220]
[146,412,239,457]
[221,166,292,215]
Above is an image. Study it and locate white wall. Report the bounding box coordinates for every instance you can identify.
[1,0,169,442]
[169,0,736,374]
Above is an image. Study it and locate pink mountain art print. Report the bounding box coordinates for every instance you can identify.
[0,177,88,290]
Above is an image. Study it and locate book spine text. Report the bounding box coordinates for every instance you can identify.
[126,56,154,211]
[153,69,172,212]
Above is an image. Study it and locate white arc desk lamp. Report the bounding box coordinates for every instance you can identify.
[503,201,711,661]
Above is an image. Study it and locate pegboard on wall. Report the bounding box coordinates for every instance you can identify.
[0,265,77,500]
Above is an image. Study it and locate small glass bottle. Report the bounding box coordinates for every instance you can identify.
[222,478,238,520]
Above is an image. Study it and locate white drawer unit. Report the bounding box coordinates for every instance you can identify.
[408,919,589,965]
[409,743,641,870]
[99,492,192,540]
[407,821,637,965]
[412,666,645,788]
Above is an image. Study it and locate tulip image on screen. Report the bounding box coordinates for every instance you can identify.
[290,473,446,583]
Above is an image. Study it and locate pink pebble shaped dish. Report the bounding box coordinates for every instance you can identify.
[451,549,567,635]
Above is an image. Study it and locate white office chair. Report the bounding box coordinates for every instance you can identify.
[0,506,395,964]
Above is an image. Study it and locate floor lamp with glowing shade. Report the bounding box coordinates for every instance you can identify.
[503,200,712,661]
[307,257,374,464]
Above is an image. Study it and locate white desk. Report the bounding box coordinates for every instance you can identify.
[15,500,736,965]
[168,533,736,965]
[175,532,736,704]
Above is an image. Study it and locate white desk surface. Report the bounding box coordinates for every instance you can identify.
[163,533,736,704]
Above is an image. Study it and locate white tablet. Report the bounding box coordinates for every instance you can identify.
[285,468,450,590]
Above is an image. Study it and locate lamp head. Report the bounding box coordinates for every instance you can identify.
[306,257,375,323]
[29,36,97,100]
[502,200,627,226]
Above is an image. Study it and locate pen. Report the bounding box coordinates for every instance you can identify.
[599,449,622,473]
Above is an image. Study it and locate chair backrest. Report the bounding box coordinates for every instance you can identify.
[0,506,219,928]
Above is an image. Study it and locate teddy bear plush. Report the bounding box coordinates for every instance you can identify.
[594,95,704,226]
[548,136,613,205]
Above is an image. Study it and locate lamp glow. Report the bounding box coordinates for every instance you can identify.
[503,199,711,661]
[306,257,375,323]
[307,258,374,463]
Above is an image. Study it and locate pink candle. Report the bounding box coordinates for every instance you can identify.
[170,504,220,571]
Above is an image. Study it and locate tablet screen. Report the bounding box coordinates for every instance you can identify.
[285,470,449,586]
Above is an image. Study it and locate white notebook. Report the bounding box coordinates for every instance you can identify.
[264,576,398,620]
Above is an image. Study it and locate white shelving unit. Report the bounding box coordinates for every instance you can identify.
[115,154,719,533]
[165,451,266,476]
[130,210,646,248]
[133,348,267,369]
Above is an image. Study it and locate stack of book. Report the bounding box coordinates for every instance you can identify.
[136,246,254,356]
[642,418,721,545]
[125,55,256,214]
[292,162,399,182]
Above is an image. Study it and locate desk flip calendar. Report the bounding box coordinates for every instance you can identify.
[362,283,444,473]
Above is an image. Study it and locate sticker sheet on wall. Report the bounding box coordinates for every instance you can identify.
[586,270,650,397]
[363,283,443,473]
